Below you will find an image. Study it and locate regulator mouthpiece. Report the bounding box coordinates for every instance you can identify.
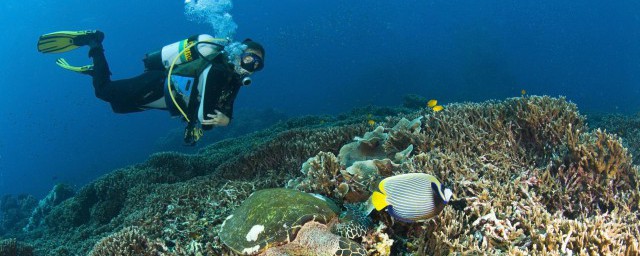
[242,77,252,86]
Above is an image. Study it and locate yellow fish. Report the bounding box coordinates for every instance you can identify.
[432,105,444,112]
[427,99,438,108]
[370,173,452,222]
[367,119,376,126]
[521,89,526,96]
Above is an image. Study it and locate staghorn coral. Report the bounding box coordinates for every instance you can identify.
[403,97,640,255]
[534,127,639,218]
[291,151,343,198]
[586,112,640,165]
[88,226,166,256]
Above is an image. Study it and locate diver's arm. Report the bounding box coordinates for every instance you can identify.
[204,82,240,127]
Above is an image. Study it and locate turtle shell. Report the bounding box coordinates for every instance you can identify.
[219,188,339,255]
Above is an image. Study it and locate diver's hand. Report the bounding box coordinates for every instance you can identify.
[203,110,230,127]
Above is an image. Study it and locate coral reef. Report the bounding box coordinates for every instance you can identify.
[24,184,75,231]
[587,112,640,165]
[406,96,640,255]
[154,108,289,152]
[214,122,369,180]
[88,226,165,256]
[5,96,640,255]
[402,94,429,109]
[293,151,343,198]
[289,96,640,255]
[0,194,37,235]
[290,116,421,204]
[0,238,34,256]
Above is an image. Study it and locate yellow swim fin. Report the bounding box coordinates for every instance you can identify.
[55,58,93,74]
[37,30,104,54]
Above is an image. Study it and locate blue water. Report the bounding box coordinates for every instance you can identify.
[1,0,639,198]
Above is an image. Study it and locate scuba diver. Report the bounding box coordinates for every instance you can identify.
[36,30,265,145]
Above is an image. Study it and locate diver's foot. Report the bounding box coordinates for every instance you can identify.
[38,30,105,54]
[73,30,104,48]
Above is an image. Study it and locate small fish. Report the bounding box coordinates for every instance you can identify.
[369,173,452,222]
[521,89,526,96]
[432,105,444,112]
[427,100,438,108]
[367,119,376,126]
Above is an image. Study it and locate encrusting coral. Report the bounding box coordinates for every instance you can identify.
[5,96,639,255]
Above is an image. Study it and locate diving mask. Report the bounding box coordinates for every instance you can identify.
[240,52,263,72]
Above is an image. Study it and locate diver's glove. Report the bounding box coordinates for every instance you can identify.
[184,123,203,146]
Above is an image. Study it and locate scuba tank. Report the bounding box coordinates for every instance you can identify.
[143,34,227,77]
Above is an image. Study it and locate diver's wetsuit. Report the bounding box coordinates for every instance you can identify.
[87,45,243,128]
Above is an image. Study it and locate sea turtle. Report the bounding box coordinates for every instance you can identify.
[218,188,368,256]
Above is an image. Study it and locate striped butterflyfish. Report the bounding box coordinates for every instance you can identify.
[370,173,452,222]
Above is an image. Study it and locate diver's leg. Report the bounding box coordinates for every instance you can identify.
[88,45,113,98]
[96,70,166,113]
[85,38,164,113]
